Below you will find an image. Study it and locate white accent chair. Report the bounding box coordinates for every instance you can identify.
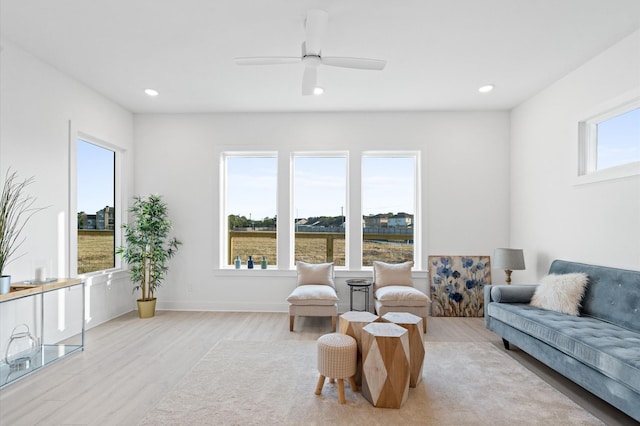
[372,261,431,333]
[287,261,339,332]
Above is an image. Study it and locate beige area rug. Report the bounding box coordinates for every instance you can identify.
[139,340,603,426]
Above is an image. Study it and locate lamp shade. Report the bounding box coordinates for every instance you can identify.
[493,248,525,270]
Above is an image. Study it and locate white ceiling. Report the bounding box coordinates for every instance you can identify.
[1,0,639,113]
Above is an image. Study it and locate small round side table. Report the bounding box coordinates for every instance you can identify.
[345,279,373,312]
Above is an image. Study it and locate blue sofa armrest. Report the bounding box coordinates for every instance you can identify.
[484,284,537,327]
[490,285,537,303]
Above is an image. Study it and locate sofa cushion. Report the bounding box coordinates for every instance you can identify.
[373,261,413,291]
[296,261,335,288]
[530,273,589,316]
[375,285,430,307]
[488,302,640,394]
[287,285,338,306]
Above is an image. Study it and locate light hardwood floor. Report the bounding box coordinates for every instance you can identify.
[0,311,635,425]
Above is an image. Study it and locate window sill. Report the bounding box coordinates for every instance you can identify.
[574,161,640,186]
[79,268,129,286]
[215,268,429,279]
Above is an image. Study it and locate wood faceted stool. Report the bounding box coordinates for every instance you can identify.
[315,333,358,404]
[381,312,425,387]
[339,311,379,385]
[361,322,410,409]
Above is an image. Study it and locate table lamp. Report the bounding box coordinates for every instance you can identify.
[493,248,525,284]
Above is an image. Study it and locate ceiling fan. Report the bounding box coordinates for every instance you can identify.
[234,9,387,96]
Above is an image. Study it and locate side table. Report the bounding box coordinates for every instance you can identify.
[339,311,379,385]
[361,322,410,408]
[382,312,425,387]
[345,279,372,312]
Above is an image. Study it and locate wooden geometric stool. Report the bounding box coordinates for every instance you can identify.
[381,312,425,387]
[339,311,379,386]
[361,322,410,408]
[315,333,358,404]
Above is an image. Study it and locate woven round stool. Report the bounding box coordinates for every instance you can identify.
[315,333,358,404]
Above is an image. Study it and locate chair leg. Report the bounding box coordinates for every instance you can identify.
[290,315,295,332]
[315,375,325,395]
[337,379,346,404]
[348,376,358,392]
[423,317,427,334]
[331,316,337,332]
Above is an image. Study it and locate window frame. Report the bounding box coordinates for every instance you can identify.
[218,150,421,271]
[70,130,124,277]
[220,151,279,269]
[577,91,640,185]
[291,151,349,268]
[361,151,421,269]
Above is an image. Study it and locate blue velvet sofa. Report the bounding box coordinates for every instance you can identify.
[484,260,640,422]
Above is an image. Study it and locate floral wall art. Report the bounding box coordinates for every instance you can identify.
[429,255,492,317]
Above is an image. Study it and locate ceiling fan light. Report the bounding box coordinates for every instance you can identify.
[478,84,495,93]
[313,87,324,95]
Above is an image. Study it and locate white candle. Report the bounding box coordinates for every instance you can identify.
[35,267,46,282]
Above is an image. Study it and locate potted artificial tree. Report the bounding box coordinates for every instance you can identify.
[0,170,45,294]
[117,194,181,318]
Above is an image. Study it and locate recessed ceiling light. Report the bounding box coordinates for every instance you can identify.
[313,87,324,95]
[478,84,495,93]
[144,89,159,97]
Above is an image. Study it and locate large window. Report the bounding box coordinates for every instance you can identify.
[293,155,347,266]
[224,154,277,267]
[579,96,640,182]
[362,155,416,267]
[77,139,116,274]
[220,150,419,269]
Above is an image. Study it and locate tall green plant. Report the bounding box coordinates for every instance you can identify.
[116,195,181,301]
[0,170,45,276]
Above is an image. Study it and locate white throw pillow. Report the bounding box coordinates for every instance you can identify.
[373,261,414,291]
[286,285,338,306]
[375,285,431,307]
[530,273,589,316]
[296,261,335,287]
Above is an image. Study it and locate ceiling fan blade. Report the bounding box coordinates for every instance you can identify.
[321,56,386,70]
[305,9,328,55]
[301,66,317,96]
[234,57,301,66]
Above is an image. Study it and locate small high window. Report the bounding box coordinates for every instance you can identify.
[579,95,640,182]
[595,107,640,170]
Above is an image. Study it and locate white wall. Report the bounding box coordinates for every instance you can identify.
[510,30,640,281]
[0,39,135,353]
[133,111,510,312]
[5,27,636,324]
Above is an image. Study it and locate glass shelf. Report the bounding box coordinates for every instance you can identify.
[0,278,85,389]
[0,344,83,387]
